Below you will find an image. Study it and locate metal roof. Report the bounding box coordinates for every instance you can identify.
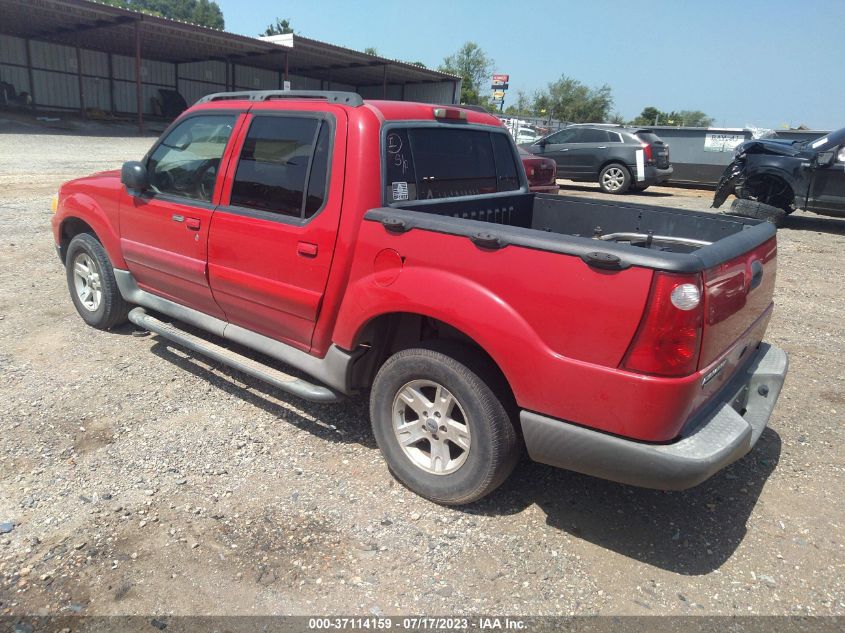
[0,0,458,86]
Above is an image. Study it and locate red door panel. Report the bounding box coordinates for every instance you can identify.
[208,105,348,351]
[119,195,225,319]
[118,112,246,319]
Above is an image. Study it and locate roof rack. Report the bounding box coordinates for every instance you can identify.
[196,90,364,107]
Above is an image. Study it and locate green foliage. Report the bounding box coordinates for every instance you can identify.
[363,47,378,55]
[631,106,714,127]
[101,0,224,29]
[262,17,294,36]
[438,42,494,106]
[607,111,626,125]
[531,75,613,123]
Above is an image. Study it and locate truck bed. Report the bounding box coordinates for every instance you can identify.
[369,193,775,273]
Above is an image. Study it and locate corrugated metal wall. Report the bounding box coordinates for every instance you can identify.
[1,32,457,115]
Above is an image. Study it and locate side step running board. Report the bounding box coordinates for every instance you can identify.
[127,308,342,403]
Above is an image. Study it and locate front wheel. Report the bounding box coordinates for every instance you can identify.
[65,233,129,330]
[599,163,632,194]
[369,345,520,505]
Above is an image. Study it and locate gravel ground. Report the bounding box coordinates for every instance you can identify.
[0,126,843,617]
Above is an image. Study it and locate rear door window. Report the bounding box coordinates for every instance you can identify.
[230,116,330,219]
[384,127,521,202]
[576,128,610,143]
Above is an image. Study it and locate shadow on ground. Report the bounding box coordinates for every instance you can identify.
[143,329,779,576]
[149,339,376,449]
[782,212,845,236]
[469,428,781,575]
[557,181,675,197]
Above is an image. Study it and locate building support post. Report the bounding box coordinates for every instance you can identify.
[24,38,36,111]
[107,53,115,115]
[134,19,143,134]
[284,50,289,83]
[75,35,86,118]
[173,62,179,107]
[382,64,388,99]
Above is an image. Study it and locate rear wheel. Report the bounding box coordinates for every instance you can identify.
[65,233,129,329]
[369,344,520,505]
[726,198,786,227]
[599,163,631,194]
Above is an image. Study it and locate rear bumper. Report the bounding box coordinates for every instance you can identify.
[521,342,787,490]
[529,183,560,194]
[646,165,674,184]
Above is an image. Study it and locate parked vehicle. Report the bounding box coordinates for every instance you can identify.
[524,124,673,194]
[518,146,559,193]
[52,91,787,505]
[713,127,845,226]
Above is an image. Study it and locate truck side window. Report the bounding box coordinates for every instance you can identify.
[491,133,520,191]
[146,114,235,202]
[304,122,330,218]
[230,116,321,218]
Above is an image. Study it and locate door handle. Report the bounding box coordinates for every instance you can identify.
[598,146,607,149]
[185,217,201,231]
[560,148,569,152]
[297,241,318,257]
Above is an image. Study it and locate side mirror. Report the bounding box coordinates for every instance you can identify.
[815,150,836,168]
[121,161,149,192]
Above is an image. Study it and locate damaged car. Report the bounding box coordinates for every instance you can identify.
[713,127,845,226]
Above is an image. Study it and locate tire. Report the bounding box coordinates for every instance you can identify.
[65,233,129,330]
[630,183,650,192]
[598,163,632,194]
[369,344,520,505]
[727,198,786,227]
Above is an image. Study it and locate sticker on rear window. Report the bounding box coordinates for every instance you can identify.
[392,181,409,201]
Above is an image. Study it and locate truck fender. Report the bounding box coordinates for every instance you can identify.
[57,192,126,269]
[333,266,555,402]
[743,156,806,201]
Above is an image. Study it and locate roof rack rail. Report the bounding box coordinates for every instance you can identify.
[196,90,364,107]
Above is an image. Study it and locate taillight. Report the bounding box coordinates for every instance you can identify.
[622,272,704,377]
[641,143,653,162]
[432,107,467,121]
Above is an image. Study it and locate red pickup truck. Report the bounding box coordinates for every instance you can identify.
[52,91,788,505]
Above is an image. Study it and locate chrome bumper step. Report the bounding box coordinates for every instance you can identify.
[127,307,341,403]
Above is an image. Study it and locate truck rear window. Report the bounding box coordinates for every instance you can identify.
[384,127,520,203]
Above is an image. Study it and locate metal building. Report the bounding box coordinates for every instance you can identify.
[0,0,461,131]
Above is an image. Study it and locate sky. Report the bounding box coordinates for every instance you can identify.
[216,0,844,130]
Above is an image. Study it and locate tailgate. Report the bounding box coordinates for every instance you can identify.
[699,236,777,369]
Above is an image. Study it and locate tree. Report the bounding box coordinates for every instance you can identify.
[672,110,714,127]
[363,47,378,55]
[631,106,663,126]
[262,17,294,36]
[102,0,224,29]
[631,106,714,127]
[438,42,493,106]
[533,75,613,123]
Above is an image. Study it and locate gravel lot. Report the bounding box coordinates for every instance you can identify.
[0,124,843,618]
